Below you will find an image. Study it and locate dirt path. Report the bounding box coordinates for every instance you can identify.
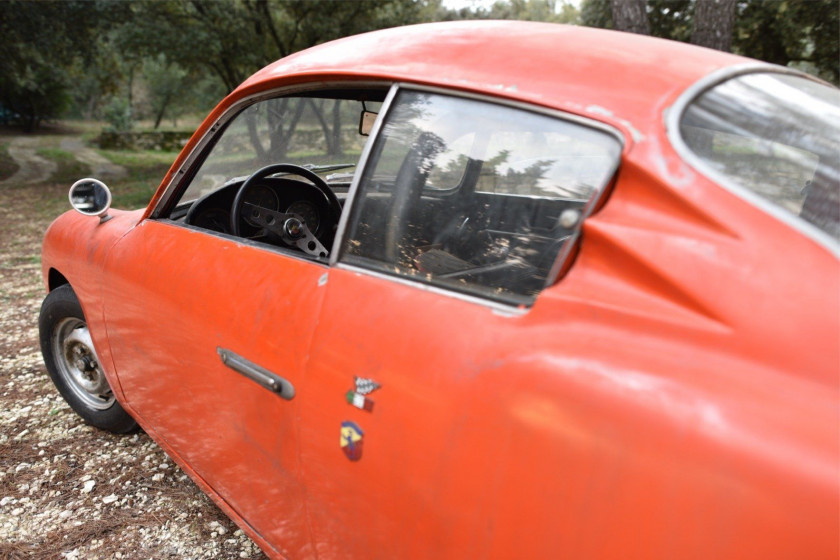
[0,136,266,559]
[58,138,127,181]
[0,137,58,186]
[0,135,127,187]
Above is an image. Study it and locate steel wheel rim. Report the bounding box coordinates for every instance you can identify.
[51,317,115,410]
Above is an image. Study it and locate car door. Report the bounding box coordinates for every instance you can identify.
[96,93,369,558]
[101,221,323,557]
[297,89,622,558]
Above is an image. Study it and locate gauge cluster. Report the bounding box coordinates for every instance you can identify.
[184,177,338,248]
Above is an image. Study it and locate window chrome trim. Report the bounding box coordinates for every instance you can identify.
[330,84,399,266]
[665,63,840,258]
[157,219,331,268]
[332,82,625,296]
[150,80,394,219]
[335,262,528,317]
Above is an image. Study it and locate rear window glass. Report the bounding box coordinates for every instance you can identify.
[679,72,840,243]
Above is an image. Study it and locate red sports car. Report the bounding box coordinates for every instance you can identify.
[39,21,839,559]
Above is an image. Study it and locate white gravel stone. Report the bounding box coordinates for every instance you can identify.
[0,178,266,558]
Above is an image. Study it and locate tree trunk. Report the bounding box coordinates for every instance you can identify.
[247,111,268,163]
[690,0,737,52]
[274,99,305,160]
[331,100,343,157]
[308,99,335,155]
[611,0,650,35]
[153,92,172,130]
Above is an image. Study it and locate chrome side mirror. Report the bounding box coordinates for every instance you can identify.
[69,178,112,222]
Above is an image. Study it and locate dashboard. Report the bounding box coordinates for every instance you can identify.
[184,177,342,250]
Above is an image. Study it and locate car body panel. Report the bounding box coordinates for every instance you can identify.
[299,265,837,559]
[39,21,838,560]
[99,219,326,558]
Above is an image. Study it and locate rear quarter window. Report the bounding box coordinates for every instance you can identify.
[678,71,840,245]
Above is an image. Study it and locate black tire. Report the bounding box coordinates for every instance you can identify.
[39,284,137,433]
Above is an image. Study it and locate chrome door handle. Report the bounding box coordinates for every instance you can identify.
[217,347,295,400]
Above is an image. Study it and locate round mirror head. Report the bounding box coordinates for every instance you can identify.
[69,178,112,217]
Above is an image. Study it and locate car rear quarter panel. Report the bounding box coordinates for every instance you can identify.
[513,139,839,557]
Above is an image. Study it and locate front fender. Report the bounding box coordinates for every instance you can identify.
[41,208,144,402]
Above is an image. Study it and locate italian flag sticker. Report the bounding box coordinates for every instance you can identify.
[346,390,374,412]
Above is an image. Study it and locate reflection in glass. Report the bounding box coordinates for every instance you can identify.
[70,180,111,216]
[680,73,840,242]
[343,91,621,306]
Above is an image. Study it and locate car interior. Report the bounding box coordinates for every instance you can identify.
[165,87,619,305]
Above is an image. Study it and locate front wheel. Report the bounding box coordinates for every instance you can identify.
[39,284,137,433]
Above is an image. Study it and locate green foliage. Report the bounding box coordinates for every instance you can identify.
[103,98,134,133]
[648,0,692,42]
[734,0,838,84]
[580,0,612,28]
[580,0,839,84]
[118,0,433,93]
[2,0,835,133]
[98,149,181,209]
[440,0,580,23]
[142,55,189,129]
[0,0,128,130]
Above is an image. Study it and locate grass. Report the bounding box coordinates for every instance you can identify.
[36,147,92,185]
[97,149,180,210]
[0,141,19,181]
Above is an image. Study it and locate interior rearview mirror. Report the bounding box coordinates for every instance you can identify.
[69,178,112,222]
[359,110,378,136]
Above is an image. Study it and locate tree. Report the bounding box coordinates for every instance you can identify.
[0,0,126,130]
[691,0,736,51]
[581,0,839,83]
[438,0,580,23]
[143,55,189,129]
[734,0,839,84]
[118,0,431,95]
[611,0,650,34]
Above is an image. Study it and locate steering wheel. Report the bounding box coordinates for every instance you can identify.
[230,163,343,258]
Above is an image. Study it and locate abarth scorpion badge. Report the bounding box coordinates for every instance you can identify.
[340,421,364,461]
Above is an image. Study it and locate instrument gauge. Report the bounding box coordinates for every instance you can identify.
[286,200,320,233]
[243,185,279,226]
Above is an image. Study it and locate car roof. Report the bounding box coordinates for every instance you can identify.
[236,21,752,137]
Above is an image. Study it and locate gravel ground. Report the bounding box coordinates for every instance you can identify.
[0,137,268,559]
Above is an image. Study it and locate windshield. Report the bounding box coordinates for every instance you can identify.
[679,72,840,244]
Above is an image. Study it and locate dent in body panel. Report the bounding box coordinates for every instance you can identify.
[583,104,645,143]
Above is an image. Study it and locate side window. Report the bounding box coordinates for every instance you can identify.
[165,90,385,261]
[341,90,621,306]
[180,96,378,205]
[679,72,840,243]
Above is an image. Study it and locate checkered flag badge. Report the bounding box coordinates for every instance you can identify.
[354,376,381,395]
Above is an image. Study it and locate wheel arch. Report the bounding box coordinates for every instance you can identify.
[48,268,69,291]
